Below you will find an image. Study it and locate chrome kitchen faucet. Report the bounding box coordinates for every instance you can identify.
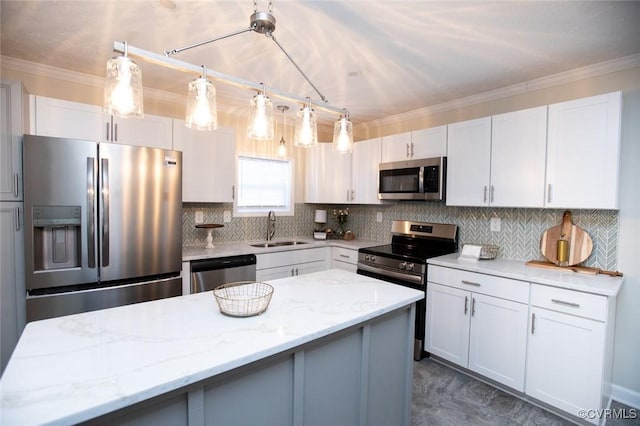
[267,210,276,241]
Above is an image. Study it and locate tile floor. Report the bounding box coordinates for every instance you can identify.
[412,357,640,426]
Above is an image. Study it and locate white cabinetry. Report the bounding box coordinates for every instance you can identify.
[447,107,547,207]
[381,126,446,163]
[173,120,236,202]
[31,96,172,149]
[305,140,382,205]
[426,266,529,391]
[331,246,358,272]
[546,92,621,209]
[0,204,25,375]
[1,80,26,201]
[526,284,614,423]
[256,247,329,280]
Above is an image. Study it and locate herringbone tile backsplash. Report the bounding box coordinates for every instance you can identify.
[183,203,618,270]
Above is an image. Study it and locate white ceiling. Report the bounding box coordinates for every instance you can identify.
[2,0,640,131]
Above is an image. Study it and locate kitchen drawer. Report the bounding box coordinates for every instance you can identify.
[257,247,329,270]
[428,265,529,303]
[530,284,607,321]
[332,247,357,265]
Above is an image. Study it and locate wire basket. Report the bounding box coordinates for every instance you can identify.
[213,281,274,317]
[465,243,500,260]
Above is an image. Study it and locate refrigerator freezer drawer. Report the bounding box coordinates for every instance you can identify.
[26,275,182,322]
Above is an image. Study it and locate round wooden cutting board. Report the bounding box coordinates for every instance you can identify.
[540,211,593,266]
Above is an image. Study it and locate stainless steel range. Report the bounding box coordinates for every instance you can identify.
[357,220,458,360]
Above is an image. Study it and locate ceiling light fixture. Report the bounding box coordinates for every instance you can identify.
[247,83,274,140]
[276,104,289,158]
[332,109,353,154]
[294,97,318,148]
[106,0,350,136]
[103,41,144,119]
[185,65,218,130]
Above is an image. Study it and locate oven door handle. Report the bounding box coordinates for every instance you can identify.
[357,263,423,285]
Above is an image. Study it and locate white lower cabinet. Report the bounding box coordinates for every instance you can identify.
[256,247,329,281]
[331,247,358,272]
[525,284,613,424]
[426,279,528,391]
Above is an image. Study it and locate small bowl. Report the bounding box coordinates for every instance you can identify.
[213,281,274,317]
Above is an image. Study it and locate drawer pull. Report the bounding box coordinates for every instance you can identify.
[531,313,536,334]
[339,254,350,259]
[461,280,481,287]
[551,299,580,308]
[464,296,469,315]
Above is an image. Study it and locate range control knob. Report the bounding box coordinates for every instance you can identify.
[406,263,415,271]
[399,261,407,270]
[371,256,376,262]
[364,255,370,261]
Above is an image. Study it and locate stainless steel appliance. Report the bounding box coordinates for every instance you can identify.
[23,135,183,321]
[357,220,458,360]
[378,157,446,201]
[190,254,257,293]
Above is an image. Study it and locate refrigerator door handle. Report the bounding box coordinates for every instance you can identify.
[87,157,96,269]
[101,158,110,267]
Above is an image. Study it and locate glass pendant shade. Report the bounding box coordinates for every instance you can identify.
[104,56,144,119]
[185,77,218,130]
[293,105,318,148]
[332,116,353,153]
[277,137,287,158]
[248,93,274,140]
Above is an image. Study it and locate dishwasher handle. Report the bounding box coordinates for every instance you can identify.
[191,254,257,273]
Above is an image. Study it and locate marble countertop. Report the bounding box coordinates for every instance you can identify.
[428,253,623,297]
[0,269,422,426]
[182,238,384,261]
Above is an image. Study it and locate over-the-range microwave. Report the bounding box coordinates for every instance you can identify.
[378,157,447,201]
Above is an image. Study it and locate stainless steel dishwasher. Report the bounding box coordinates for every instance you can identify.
[190,254,257,293]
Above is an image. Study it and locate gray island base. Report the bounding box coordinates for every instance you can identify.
[0,269,422,426]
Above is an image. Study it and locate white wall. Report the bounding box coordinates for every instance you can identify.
[613,90,640,405]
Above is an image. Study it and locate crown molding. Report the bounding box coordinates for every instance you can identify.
[0,55,186,105]
[362,53,640,129]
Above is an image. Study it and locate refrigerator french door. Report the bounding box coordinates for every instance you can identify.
[23,135,182,321]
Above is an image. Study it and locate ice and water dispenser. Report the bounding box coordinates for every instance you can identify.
[32,206,82,272]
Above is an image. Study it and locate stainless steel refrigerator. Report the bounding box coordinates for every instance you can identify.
[23,135,183,321]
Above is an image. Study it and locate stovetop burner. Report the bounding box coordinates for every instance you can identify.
[359,243,453,264]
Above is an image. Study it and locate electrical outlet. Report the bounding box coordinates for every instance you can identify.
[490,217,501,232]
[376,211,383,222]
[195,210,204,224]
[223,211,232,223]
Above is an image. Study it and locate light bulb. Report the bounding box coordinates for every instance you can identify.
[186,77,217,130]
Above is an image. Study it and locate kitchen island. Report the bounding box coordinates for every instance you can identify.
[0,269,422,426]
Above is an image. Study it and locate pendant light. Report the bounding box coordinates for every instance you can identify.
[332,109,353,154]
[293,97,318,148]
[185,65,218,130]
[248,83,274,140]
[276,105,289,158]
[103,41,144,119]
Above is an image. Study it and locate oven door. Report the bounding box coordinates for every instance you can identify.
[357,263,427,360]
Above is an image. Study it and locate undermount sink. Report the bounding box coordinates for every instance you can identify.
[250,241,308,248]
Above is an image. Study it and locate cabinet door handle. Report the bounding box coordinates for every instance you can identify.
[547,184,552,203]
[295,267,299,276]
[483,186,487,203]
[531,313,536,334]
[490,185,494,203]
[14,173,19,197]
[406,143,410,158]
[15,206,20,231]
[114,123,118,141]
[410,143,415,157]
[351,190,355,201]
[551,299,580,308]
[106,122,110,140]
[232,185,235,200]
[471,297,476,316]
[461,280,481,287]
[347,189,350,202]
[464,296,469,315]
[291,268,295,277]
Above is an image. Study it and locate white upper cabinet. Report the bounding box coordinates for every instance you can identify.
[545,92,621,209]
[304,143,352,204]
[31,96,104,141]
[31,96,173,150]
[381,126,446,163]
[351,137,382,204]
[490,106,547,207]
[446,117,492,206]
[172,120,236,203]
[1,80,26,201]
